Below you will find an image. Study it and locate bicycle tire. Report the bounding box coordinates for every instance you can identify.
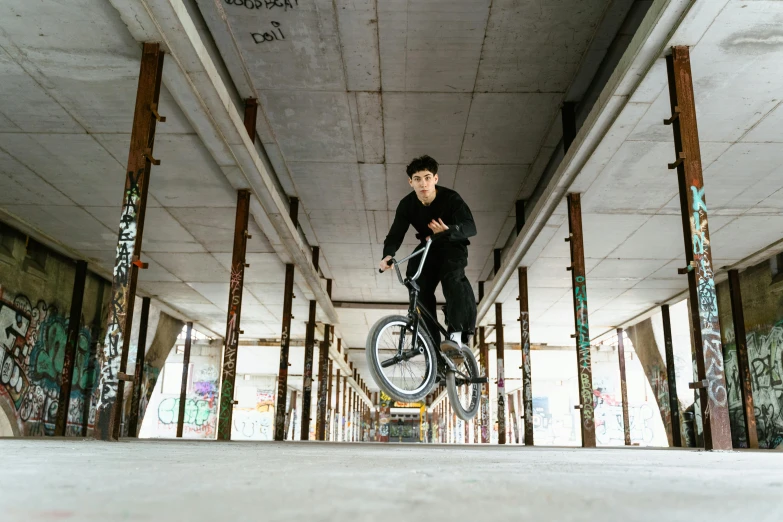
[365,315,438,403]
[446,348,480,421]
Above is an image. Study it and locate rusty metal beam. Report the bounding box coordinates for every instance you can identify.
[176,322,193,438]
[728,269,758,449]
[95,43,165,441]
[274,263,296,441]
[243,98,258,143]
[316,280,332,440]
[661,304,683,447]
[567,192,596,447]
[562,101,577,153]
[518,267,534,446]
[55,259,87,437]
[496,303,506,445]
[127,296,151,437]
[666,46,731,450]
[217,189,251,441]
[300,247,319,440]
[617,328,631,446]
[479,325,490,444]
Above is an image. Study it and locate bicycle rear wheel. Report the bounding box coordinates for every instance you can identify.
[446,348,480,421]
[365,315,437,403]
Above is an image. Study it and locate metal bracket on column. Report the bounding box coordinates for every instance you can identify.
[149,103,166,122]
[244,230,252,239]
[142,148,160,165]
[566,266,573,271]
[564,234,572,242]
[678,261,696,275]
[117,372,134,382]
[668,152,685,170]
[574,404,583,410]
[131,255,148,269]
[689,379,708,390]
[663,106,680,125]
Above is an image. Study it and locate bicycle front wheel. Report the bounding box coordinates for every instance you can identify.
[447,348,480,421]
[365,315,437,403]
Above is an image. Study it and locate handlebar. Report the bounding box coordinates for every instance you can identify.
[378,237,434,285]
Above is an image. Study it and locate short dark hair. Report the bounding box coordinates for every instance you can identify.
[406,155,438,178]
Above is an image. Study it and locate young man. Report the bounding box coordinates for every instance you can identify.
[378,155,477,358]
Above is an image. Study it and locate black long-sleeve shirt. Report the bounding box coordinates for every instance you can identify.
[383,186,477,259]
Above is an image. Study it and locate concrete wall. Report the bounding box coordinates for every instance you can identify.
[717,257,783,449]
[0,222,110,436]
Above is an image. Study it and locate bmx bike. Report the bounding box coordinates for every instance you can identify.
[365,237,485,421]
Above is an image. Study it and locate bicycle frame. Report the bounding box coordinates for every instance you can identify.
[385,238,449,365]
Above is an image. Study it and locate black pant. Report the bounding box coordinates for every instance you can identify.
[406,245,476,347]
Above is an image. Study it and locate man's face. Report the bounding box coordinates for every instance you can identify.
[409,169,438,200]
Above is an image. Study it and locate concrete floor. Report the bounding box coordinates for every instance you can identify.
[2,440,782,522]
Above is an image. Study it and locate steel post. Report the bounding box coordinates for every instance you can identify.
[617,328,631,446]
[666,46,731,450]
[300,247,320,440]
[274,263,296,441]
[728,269,758,448]
[55,259,88,436]
[217,189,251,440]
[316,280,333,440]
[518,266,534,446]
[127,296,151,437]
[496,303,506,445]
[661,305,683,447]
[95,43,165,441]
[176,322,193,438]
[567,192,596,447]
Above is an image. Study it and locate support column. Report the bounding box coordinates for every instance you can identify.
[478,281,490,444]
[95,43,165,441]
[479,326,490,443]
[378,391,391,442]
[176,322,193,438]
[326,359,334,441]
[666,46,731,450]
[567,192,596,447]
[518,267,534,446]
[55,259,88,436]
[617,328,631,446]
[509,393,519,444]
[127,296,151,437]
[316,280,332,440]
[342,375,348,441]
[217,189,251,440]
[728,269,759,449]
[496,302,506,445]
[661,305,683,447]
[300,248,319,440]
[334,369,341,441]
[274,263,296,441]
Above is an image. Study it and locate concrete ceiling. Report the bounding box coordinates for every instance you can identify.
[2,0,781,394]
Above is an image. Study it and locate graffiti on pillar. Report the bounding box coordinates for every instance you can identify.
[96,168,144,435]
[0,291,97,436]
[497,358,506,440]
[690,184,728,410]
[723,322,783,449]
[378,391,391,439]
[218,262,244,440]
[574,276,594,430]
[520,311,534,442]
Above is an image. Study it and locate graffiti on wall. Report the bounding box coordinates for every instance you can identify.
[593,388,655,445]
[724,322,783,449]
[0,291,97,436]
[155,365,219,438]
[231,387,275,440]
